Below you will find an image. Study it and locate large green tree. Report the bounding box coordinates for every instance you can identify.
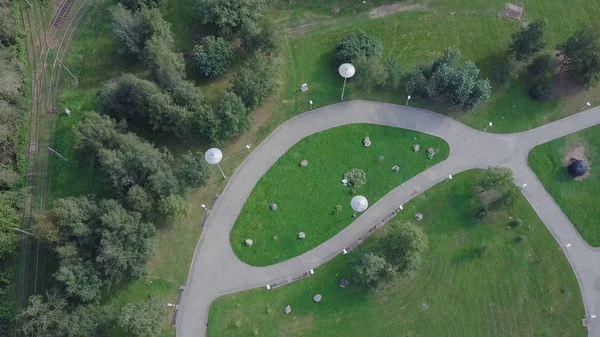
[475,166,519,210]
[332,31,383,67]
[557,28,600,88]
[508,20,547,61]
[196,0,267,35]
[194,36,234,78]
[353,53,387,92]
[233,52,276,109]
[119,297,164,337]
[240,18,279,55]
[382,223,428,276]
[352,253,397,289]
[178,151,211,189]
[211,91,249,144]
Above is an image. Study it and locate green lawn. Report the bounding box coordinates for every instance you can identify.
[231,124,448,266]
[210,170,585,337]
[529,125,600,246]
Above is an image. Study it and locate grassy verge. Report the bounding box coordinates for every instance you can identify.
[528,124,600,246]
[210,170,585,337]
[231,124,449,266]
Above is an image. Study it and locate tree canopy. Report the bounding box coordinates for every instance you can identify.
[557,28,600,88]
[233,51,276,109]
[332,31,383,67]
[382,223,428,276]
[119,297,164,337]
[196,0,267,35]
[352,253,397,289]
[194,36,234,78]
[508,20,547,61]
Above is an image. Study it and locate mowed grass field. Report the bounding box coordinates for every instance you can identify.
[529,124,600,247]
[210,170,586,337]
[231,124,449,266]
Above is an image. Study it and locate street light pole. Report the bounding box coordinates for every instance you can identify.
[580,102,592,111]
[341,77,347,102]
[405,95,411,105]
[484,122,493,131]
[339,63,355,102]
[216,163,227,180]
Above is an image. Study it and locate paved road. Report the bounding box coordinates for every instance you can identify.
[177,101,600,337]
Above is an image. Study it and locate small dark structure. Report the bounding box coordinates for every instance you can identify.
[339,279,349,288]
[568,159,589,177]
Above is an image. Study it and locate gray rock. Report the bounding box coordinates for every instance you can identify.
[415,213,423,221]
[363,137,372,147]
[270,203,278,211]
[313,294,322,303]
[427,148,435,155]
[300,159,308,167]
[284,305,292,314]
[245,239,253,246]
[412,144,420,152]
[298,232,306,239]
[392,165,400,173]
[339,279,349,288]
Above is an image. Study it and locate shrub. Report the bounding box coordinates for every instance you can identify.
[344,168,367,189]
[353,53,386,92]
[476,243,490,257]
[381,223,428,276]
[515,235,526,243]
[529,82,552,101]
[352,253,397,289]
[509,218,523,229]
[508,19,547,61]
[475,206,488,220]
[527,54,552,77]
[194,36,234,78]
[384,57,402,90]
[333,205,343,215]
[233,52,276,109]
[332,31,383,67]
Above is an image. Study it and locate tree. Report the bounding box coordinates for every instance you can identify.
[211,91,249,144]
[197,0,267,35]
[159,194,189,223]
[54,245,103,303]
[119,297,164,337]
[382,223,428,276]
[145,35,186,93]
[333,31,383,67]
[344,168,367,189]
[404,64,429,98]
[178,151,211,189]
[19,293,67,337]
[508,20,547,61]
[353,53,387,92]
[126,185,153,214]
[95,199,156,285]
[529,82,552,101]
[194,36,234,78]
[240,18,279,55]
[0,5,15,46]
[352,253,397,289]
[556,28,600,88]
[233,52,276,109]
[0,48,23,102]
[109,4,151,57]
[527,54,552,77]
[492,58,515,86]
[430,60,491,109]
[475,166,519,210]
[384,57,402,90]
[118,0,160,11]
[0,195,19,258]
[58,304,116,337]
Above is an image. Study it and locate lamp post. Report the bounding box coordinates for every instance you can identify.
[350,195,368,218]
[580,102,592,111]
[205,148,227,180]
[405,95,411,106]
[201,204,207,211]
[339,63,355,102]
[484,121,493,131]
[309,100,313,110]
[245,145,251,153]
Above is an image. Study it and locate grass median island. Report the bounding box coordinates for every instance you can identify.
[211,170,586,337]
[230,124,449,266]
[529,125,600,246]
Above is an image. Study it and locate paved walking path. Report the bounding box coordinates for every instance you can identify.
[177,101,600,337]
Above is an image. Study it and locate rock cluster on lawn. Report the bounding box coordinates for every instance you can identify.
[298,232,306,239]
[363,137,372,147]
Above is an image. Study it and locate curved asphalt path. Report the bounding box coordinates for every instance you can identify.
[178,101,600,337]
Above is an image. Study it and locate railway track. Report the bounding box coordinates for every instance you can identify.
[16,0,94,333]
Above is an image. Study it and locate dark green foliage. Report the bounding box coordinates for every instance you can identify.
[144,34,185,93]
[54,245,103,303]
[509,218,523,229]
[333,31,383,67]
[0,46,23,102]
[381,223,428,276]
[18,293,68,336]
[197,0,267,35]
[211,91,249,145]
[353,53,386,92]
[529,82,552,101]
[515,235,526,243]
[119,296,164,337]
[194,36,234,78]
[405,48,491,109]
[556,28,600,88]
[344,168,367,189]
[352,253,397,289]
[233,52,276,109]
[508,20,547,61]
[492,59,515,86]
[0,4,14,46]
[240,18,279,55]
[384,57,402,90]
[126,185,153,214]
[159,194,189,223]
[475,166,519,210]
[109,5,154,57]
[0,193,19,257]
[528,54,553,77]
[475,206,488,220]
[118,0,160,11]
[178,151,211,189]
